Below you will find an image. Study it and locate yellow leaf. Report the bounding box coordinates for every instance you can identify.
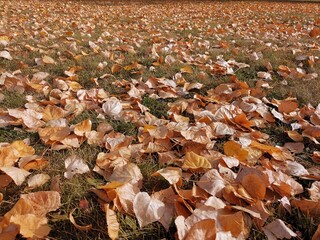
[11,140,35,158]
[105,204,119,240]
[182,152,211,171]
[10,214,51,238]
[42,55,55,64]
[180,65,193,74]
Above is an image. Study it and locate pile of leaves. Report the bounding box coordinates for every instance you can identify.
[0,0,320,239]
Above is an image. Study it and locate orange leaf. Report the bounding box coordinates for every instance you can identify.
[223,141,248,162]
[278,100,298,113]
[233,113,252,129]
[241,174,266,200]
[218,211,247,237]
[111,64,122,73]
[291,199,320,216]
[287,130,303,142]
[185,219,216,240]
[310,27,320,38]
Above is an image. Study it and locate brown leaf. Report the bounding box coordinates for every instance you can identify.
[278,100,298,113]
[218,211,247,237]
[111,64,122,73]
[185,219,216,240]
[42,105,65,122]
[69,208,92,231]
[180,65,193,74]
[287,131,304,142]
[291,199,320,216]
[310,27,320,37]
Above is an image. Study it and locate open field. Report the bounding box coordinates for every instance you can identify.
[0,0,320,239]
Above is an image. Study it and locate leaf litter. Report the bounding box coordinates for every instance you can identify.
[0,0,320,239]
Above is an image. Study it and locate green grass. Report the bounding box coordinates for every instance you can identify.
[1,0,320,239]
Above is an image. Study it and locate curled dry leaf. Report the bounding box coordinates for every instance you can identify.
[69,208,92,231]
[74,119,92,136]
[308,181,320,201]
[262,219,297,239]
[26,173,50,190]
[102,97,123,117]
[0,50,13,60]
[133,192,165,228]
[64,155,90,179]
[105,204,119,240]
[154,167,182,185]
[0,167,30,186]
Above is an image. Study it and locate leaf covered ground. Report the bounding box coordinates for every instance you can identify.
[0,0,320,239]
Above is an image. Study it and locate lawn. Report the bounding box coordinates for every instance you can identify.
[0,0,320,239]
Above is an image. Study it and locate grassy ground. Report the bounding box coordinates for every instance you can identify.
[0,0,320,239]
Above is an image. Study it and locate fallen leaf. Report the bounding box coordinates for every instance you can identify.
[197,169,225,197]
[0,51,13,60]
[262,219,297,239]
[42,55,55,64]
[64,155,90,179]
[291,199,320,216]
[105,204,119,240]
[185,219,216,240]
[133,192,165,228]
[308,181,320,201]
[109,163,143,186]
[10,214,51,238]
[154,167,182,185]
[180,65,193,74]
[26,174,50,190]
[69,208,92,231]
[102,97,123,118]
[74,119,92,136]
[224,141,248,162]
[218,211,247,237]
[0,167,30,186]
[182,152,211,171]
[278,100,298,114]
